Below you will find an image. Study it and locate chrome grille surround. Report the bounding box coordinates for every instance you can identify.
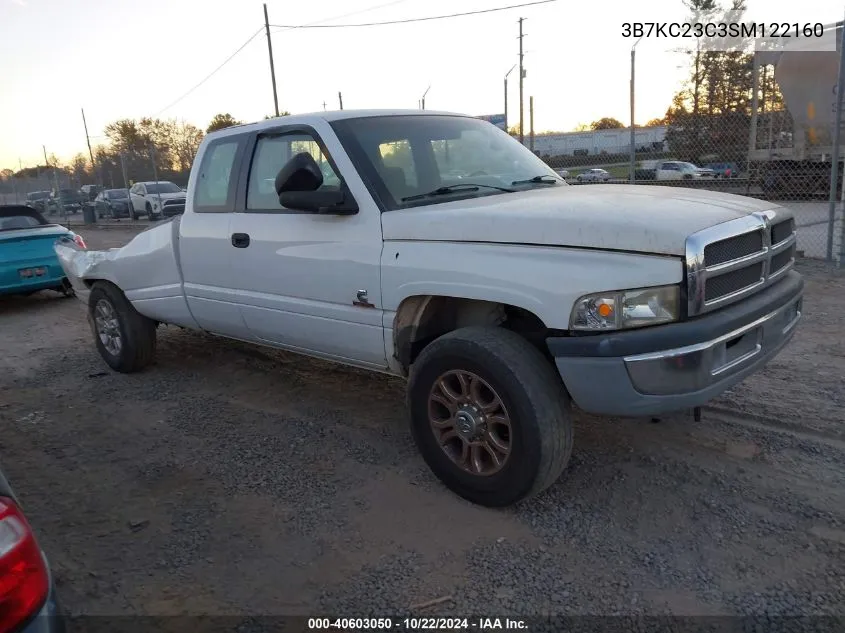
[686,209,797,317]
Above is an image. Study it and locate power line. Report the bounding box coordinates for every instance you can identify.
[297,0,414,29]
[269,0,557,29]
[154,27,265,116]
[153,1,415,116]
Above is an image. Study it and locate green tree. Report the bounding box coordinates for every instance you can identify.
[264,111,291,120]
[171,121,205,171]
[572,123,591,132]
[590,117,624,130]
[69,153,90,183]
[645,117,667,127]
[207,113,242,133]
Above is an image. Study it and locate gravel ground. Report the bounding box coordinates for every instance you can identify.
[0,226,844,621]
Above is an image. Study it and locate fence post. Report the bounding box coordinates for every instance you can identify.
[829,17,845,264]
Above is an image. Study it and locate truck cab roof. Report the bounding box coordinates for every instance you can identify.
[206,109,471,140]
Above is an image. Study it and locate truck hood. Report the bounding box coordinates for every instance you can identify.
[380,184,781,256]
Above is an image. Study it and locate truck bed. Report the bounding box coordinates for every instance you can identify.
[54,216,198,329]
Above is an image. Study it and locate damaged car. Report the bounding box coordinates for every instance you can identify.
[1,205,84,298]
[54,110,803,507]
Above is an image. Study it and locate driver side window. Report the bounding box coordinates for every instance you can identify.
[247,132,341,211]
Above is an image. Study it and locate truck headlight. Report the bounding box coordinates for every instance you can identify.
[569,285,680,331]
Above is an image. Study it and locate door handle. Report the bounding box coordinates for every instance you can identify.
[231,233,250,248]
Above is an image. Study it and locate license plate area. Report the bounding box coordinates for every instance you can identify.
[711,327,763,376]
[19,267,47,279]
[782,298,802,332]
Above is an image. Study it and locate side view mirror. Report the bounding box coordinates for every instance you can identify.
[275,152,358,215]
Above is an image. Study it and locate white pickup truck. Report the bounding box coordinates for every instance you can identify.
[55,110,803,507]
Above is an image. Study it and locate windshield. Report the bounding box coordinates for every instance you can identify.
[331,115,563,210]
[679,163,699,171]
[145,182,182,194]
[27,192,50,200]
[58,189,79,197]
[106,189,129,199]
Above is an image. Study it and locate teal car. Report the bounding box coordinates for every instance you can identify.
[0,205,86,298]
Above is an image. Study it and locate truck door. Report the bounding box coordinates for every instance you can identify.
[228,123,387,369]
[178,134,251,338]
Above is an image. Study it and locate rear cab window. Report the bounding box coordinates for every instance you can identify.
[194,136,245,213]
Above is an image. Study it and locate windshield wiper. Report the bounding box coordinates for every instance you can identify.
[401,183,515,202]
[511,175,560,185]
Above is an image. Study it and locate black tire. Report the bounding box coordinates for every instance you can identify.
[145,202,153,219]
[407,326,573,507]
[88,282,156,373]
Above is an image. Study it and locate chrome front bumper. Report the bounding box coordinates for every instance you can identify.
[548,271,803,417]
[624,295,801,396]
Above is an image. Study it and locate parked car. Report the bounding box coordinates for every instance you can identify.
[655,161,715,181]
[0,464,66,633]
[1,205,85,297]
[80,184,103,202]
[576,168,611,182]
[553,168,570,179]
[24,191,51,213]
[128,181,186,220]
[55,109,803,508]
[94,189,132,219]
[704,162,739,178]
[46,189,85,215]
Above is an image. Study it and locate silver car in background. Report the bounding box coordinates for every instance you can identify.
[576,168,611,183]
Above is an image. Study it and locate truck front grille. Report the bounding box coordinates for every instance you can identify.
[704,263,764,302]
[703,231,764,267]
[686,210,797,317]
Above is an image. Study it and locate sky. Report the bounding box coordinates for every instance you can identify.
[0,0,840,169]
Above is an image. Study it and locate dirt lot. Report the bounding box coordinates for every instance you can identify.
[1,226,844,620]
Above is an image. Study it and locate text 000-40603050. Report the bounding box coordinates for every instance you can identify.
[306,617,529,630]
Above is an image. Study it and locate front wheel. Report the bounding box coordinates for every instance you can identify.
[88,282,157,373]
[407,326,573,507]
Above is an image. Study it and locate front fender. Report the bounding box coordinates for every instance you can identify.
[381,241,684,331]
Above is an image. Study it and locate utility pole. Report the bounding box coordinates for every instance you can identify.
[44,145,61,217]
[338,92,344,110]
[323,100,327,111]
[263,4,280,117]
[149,144,162,214]
[629,37,642,183]
[518,18,526,144]
[120,152,129,189]
[529,96,535,152]
[81,108,96,175]
[504,64,516,132]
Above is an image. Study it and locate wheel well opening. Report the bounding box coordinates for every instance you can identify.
[393,296,554,375]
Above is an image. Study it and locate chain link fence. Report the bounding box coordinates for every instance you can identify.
[0,146,191,228]
[535,25,845,266]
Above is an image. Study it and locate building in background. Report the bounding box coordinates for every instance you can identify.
[531,126,668,157]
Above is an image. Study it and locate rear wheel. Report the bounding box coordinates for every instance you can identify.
[407,326,573,507]
[88,282,156,373]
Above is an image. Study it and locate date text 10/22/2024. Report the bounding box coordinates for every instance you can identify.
[307,618,528,630]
